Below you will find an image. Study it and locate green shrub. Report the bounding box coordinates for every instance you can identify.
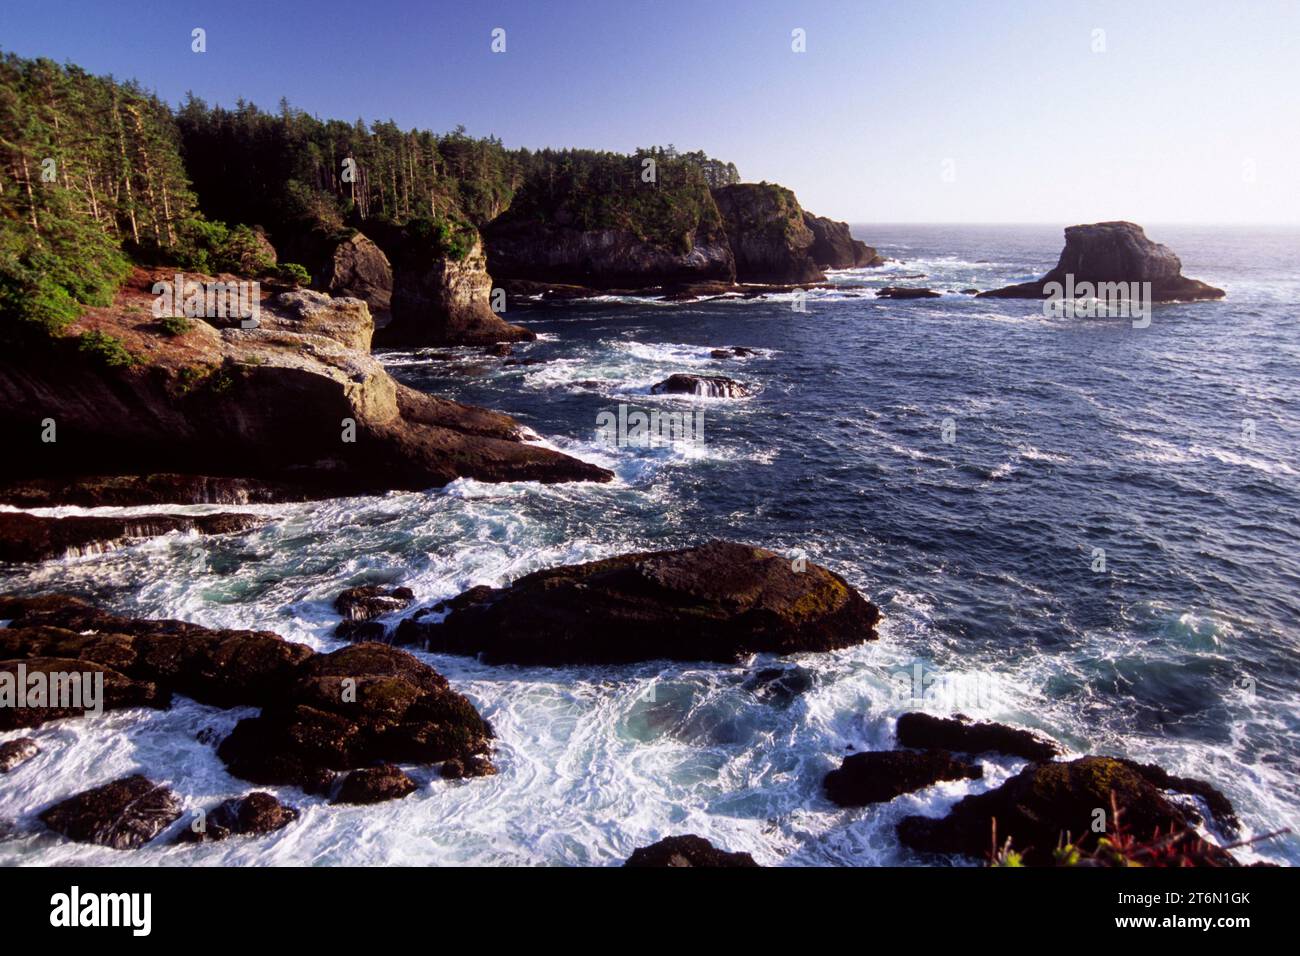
[157,314,193,336]
[277,262,311,287]
[77,329,135,367]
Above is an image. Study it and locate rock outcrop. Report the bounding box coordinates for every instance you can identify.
[399,540,880,665]
[0,593,312,709]
[623,834,760,867]
[711,184,825,284]
[0,594,496,804]
[824,750,983,807]
[0,268,610,504]
[803,212,884,269]
[216,642,493,795]
[978,222,1225,302]
[316,232,393,318]
[0,511,267,563]
[650,374,756,398]
[897,756,1238,865]
[40,775,183,849]
[380,236,535,346]
[177,792,299,843]
[895,713,1062,761]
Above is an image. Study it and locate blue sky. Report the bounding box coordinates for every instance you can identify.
[3,0,1297,223]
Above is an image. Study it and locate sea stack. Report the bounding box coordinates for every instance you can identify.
[979,221,1225,302]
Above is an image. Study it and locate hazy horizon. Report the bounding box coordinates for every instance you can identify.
[3,0,1298,225]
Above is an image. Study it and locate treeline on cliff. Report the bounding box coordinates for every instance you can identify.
[0,54,196,338]
[175,97,740,263]
[0,50,742,342]
[0,54,311,347]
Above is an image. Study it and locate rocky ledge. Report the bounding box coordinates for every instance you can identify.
[895,712,1062,761]
[0,268,609,505]
[897,755,1239,865]
[398,540,880,665]
[0,510,267,563]
[978,221,1225,302]
[1,594,495,803]
[217,642,495,794]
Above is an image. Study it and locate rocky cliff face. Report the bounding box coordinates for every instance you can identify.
[802,212,884,269]
[316,232,393,318]
[0,269,609,503]
[979,221,1225,301]
[379,235,535,346]
[711,184,825,284]
[483,220,736,289]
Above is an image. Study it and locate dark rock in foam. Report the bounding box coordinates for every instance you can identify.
[823,750,983,807]
[399,540,880,665]
[624,834,760,867]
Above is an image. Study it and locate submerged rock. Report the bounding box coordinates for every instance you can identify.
[177,792,299,843]
[0,737,39,772]
[334,585,415,641]
[335,585,415,622]
[710,346,759,359]
[978,221,1225,302]
[897,755,1238,866]
[742,666,814,707]
[624,834,759,867]
[651,374,755,398]
[876,286,941,299]
[440,754,498,780]
[333,764,417,805]
[895,713,1062,761]
[40,775,182,849]
[217,643,493,797]
[401,540,880,665]
[824,750,982,807]
[0,510,267,563]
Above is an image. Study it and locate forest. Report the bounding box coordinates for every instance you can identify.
[0,51,741,344]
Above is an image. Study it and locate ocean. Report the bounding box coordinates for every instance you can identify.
[2,223,1297,866]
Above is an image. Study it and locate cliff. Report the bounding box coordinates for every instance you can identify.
[802,212,884,269]
[0,268,610,504]
[711,184,825,284]
[483,151,736,289]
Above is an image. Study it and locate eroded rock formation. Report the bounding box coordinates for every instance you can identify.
[978,221,1225,302]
